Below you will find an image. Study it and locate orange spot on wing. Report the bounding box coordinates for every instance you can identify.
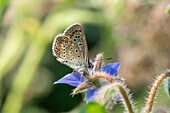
[57,52,60,57]
[65,39,68,43]
[58,44,61,47]
[70,33,73,36]
[56,48,60,51]
[72,30,76,34]
[70,40,73,44]
[68,35,71,39]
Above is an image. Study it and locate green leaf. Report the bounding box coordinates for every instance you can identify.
[87,102,106,113]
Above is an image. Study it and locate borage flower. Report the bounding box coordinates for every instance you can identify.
[54,62,120,104]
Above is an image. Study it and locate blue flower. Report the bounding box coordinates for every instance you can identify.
[54,63,120,104]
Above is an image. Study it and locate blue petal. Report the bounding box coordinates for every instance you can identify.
[117,94,122,102]
[53,72,85,87]
[86,89,98,104]
[101,63,120,76]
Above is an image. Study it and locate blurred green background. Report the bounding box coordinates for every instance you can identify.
[0,0,170,113]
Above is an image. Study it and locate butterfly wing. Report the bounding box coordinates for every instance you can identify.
[64,24,89,66]
[52,23,89,71]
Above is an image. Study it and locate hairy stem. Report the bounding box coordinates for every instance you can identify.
[90,72,115,83]
[145,71,170,113]
[112,83,134,113]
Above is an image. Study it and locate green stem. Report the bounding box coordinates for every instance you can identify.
[112,83,134,113]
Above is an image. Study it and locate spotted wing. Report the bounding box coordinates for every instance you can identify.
[52,23,89,70]
[64,23,89,68]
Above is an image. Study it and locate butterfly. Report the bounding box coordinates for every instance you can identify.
[52,23,93,73]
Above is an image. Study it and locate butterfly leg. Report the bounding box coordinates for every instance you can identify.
[67,70,76,79]
[79,72,84,84]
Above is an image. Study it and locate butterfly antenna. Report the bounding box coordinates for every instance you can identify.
[79,70,86,84]
[94,57,112,61]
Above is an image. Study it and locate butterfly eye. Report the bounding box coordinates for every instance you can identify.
[88,61,94,69]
